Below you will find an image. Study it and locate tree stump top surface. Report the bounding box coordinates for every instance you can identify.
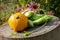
[0,17,60,38]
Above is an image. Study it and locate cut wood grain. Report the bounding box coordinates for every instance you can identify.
[0,17,60,40]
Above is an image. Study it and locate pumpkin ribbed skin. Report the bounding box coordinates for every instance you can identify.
[8,13,28,32]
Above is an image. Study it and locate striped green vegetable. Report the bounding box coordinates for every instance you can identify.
[24,11,34,18]
[33,15,53,25]
[30,14,43,21]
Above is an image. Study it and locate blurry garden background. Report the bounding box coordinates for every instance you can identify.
[0,0,60,25]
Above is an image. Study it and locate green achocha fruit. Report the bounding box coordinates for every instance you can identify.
[30,14,43,21]
[33,15,53,25]
[24,11,34,18]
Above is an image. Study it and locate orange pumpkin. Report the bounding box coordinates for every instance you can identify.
[8,12,28,32]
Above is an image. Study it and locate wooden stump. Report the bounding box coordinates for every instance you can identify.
[0,17,60,40]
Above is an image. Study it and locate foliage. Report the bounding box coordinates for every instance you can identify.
[17,0,60,18]
[0,1,16,22]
